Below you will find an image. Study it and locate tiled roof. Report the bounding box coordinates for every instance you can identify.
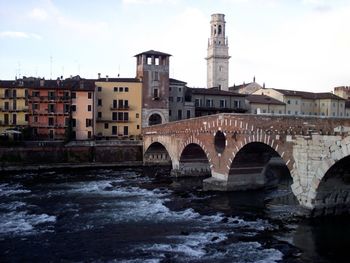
[94,78,141,83]
[229,82,253,90]
[246,94,285,105]
[134,50,171,57]
[274,88,344,100]
[170,78,187,85]
[189,87,246,97]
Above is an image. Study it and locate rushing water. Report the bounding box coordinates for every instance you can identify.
[0,168,349,262]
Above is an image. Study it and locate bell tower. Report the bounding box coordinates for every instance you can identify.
[206,14,230,90]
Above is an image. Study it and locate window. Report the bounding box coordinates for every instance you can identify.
[88,131,92,139]
[48,117,54,126]
[119,87,123,92]
[124,112,129,121]
[153,72,159,81]
[206,99,213,107]
[295,111,298,115]
[88,105,92,111]
[137,125,140,129]
[4,101,9,110]
[88,92,92,99]
[48,91,55,100]
[114,87,118,92]
[71,92,76,99]
[279,110,282,114]
[262,109,266,113]
[12,114,17,125]
[32,91,40,97]
[112,126,117,135]
[169,110,172,116]
[233,100,240,108]
[136,113,139,118]
[4,89,10,98]
[153,88,159,99]
[125,87,129,92]
[97,86,102,92]
[72,119,76,127]
[12,90,17,98]
[178,109,182,120]
[104,123,109,129]
[34,116,38,123]
[65,118,69,126]
[124,100,129,108]
[98,99,102,106]
[219,99,226,108]
[187,110,191,119]
[118,112,123,121]
[98,112,102,118]
[64,104,70,113]
[287,100,291,104]
[48,104,55,113]
[177,97,182,102]
[288,110,291,115]
[112,112,118,121]
[118,99,123,109]
[86,119,92,127]
[25,114,29,122]
[71,105,76,112]
[179,87,182,92]
[123,126,128,136]
[295,100,298,105]
[195,99,201,107]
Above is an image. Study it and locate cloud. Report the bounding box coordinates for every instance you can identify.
[29,8,48,21]
[122,0,176,4]
[0,31,42,40]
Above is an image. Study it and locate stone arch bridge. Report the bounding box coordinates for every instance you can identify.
[143,113,350,213]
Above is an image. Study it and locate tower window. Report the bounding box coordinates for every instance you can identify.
[218,25,222,35]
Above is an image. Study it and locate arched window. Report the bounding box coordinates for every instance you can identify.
[218,25,222,35]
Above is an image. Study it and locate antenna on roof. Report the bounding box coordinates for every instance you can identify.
[253,76,255,82]
[50,56,53,80]
[18,61,21,79]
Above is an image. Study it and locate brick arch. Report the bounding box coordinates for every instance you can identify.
[225,136,290,174]
[144,139,176,168]
[307,137,350,206]
[178,135,214,169]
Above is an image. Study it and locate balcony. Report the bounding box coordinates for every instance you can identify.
[30,109,69,116]
[96,117,129,123]
[110,105,130,111]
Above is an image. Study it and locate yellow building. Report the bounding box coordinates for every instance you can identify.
[95,78,142,139]
[0,80,29,137]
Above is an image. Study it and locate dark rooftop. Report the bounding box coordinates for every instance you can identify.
[94,78,141,83]
[134,50,171,57]
[189,87,246,97]
[246,94,285,105]
[170,78,187,85]
[273,88,344,100]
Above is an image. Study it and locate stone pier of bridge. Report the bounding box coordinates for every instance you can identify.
[143,113,350,213]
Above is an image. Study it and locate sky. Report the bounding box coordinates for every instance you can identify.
[0,0,349,92]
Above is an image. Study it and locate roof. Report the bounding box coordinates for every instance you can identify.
[273,88,344,100]
[246,94,285,105]
[94,78,141,83]
[189,87,246,97]
[134,50,171,57]
[229,82,253,90]
[170,78,187,85]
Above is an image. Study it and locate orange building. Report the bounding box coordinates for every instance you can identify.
[28,78,71,140]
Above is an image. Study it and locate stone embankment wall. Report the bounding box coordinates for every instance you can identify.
[0,141,143,168]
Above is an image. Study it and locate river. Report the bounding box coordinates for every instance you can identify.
[0,167,349,262]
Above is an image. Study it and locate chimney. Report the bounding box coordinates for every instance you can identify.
[40,79,45,87]
[253,76,256,82]
[106,75,109,82]
[98,73,101,79]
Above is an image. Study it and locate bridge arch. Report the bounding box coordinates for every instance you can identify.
[144,141,172,166]
[175,142,211,177]
[227,141,292,191]
[308,138,350,215]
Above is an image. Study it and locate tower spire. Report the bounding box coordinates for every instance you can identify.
[206,13,230,91]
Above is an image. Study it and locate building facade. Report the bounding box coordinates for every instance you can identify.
[169,78,195,121]
[27,78,71,140]
[254,88,346,117]
[95,78,142,139]
[246,94,286,114]
[187,88,246,117]
[334,86,350,100]
[70,77,95,140]
[0,79,29,138]
[135,50,170,127]
[206,14,230,90]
